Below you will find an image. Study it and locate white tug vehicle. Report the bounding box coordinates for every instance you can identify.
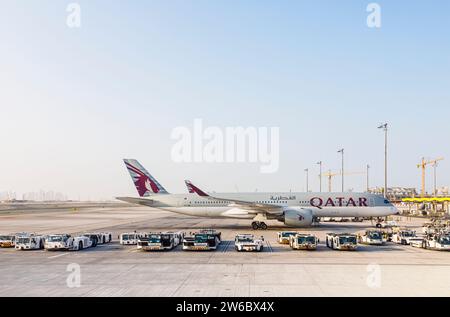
[119,232,141,245]
[326,233,358,251]
[423,234,450,251]
[0,234,16,248]
[15,234,45,250]
[234,234,264,252]
[411,234,450,251]
[97,232,113,244]
[82,232,113,246]
[392,229,417,245]
[137,232,183,251]
[277,231,298,244]
[358,230,384,245]
[182,231,221,251]
[289,233,318,250]
[45,234,93,251]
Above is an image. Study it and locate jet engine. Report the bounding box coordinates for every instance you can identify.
[281,208,314,227]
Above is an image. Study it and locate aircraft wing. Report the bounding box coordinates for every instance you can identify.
[116,196,155,207]
[184,180,283,214]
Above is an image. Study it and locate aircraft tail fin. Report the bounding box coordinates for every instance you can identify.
[123,159,169,197]
[185,180,195,193]
[184,180,209,197]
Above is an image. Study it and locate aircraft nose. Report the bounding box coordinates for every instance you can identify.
[391,206,400,215]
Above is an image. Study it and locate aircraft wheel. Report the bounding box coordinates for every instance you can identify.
[260,222,268,230]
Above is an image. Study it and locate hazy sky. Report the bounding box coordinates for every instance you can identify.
[1,1,449,200]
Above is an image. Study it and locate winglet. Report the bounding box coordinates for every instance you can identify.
[184,180,209,197]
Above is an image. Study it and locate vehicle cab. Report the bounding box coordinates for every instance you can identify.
[182,232,221,251]
[0,235,16,248]
[277,231,297,244]
[289,233,318,250]
[376,220,398,229]
[392,230,417,245]
[358,230,384,245]
[326,233,358,251]
[15,234,45,250]
[120,233,140,245]
[425,235,450,251]
[138,232,183,251]
[198,229,221,242]
[234,234,264,252]
[45,234,71,250]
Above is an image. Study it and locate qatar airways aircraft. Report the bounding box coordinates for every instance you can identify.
[117,159,398,229]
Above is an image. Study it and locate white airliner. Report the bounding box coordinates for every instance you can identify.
[117,159,398,229]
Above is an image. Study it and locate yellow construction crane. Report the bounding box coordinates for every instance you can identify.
[417,157,444,197]
[322,170,365,192]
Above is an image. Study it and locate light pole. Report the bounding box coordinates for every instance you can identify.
[337,149,344,192]
[378,123,388,198]
[366,164,370,192]
[433,162,438,197]
[304,168,309,192]
[317,161,323,192]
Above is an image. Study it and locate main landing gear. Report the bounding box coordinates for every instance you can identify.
[252,221,268,230]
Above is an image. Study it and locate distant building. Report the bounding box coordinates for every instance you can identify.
[22,190,68,202]
[369,187,418,201]
[0,191,17,202]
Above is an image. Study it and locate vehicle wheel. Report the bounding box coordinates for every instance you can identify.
[109,234,112,242]
[252,222,259,230]
[40,241,44,249]
[103,236,106,244]
[401,239,406,245]
[260,222,268,230]
[376,223,382,228]
[79,241,83,250]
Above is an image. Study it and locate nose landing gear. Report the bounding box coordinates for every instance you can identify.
[252,221,268,230]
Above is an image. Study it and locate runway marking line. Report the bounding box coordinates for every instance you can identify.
[221,240,232,253]
[47,252,69,259]
[266,241,274,253]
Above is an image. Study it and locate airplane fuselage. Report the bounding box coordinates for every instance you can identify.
[124,192,397,219]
